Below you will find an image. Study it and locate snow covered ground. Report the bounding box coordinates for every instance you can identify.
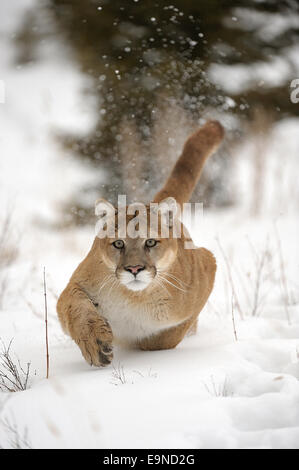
[0,0,299,449]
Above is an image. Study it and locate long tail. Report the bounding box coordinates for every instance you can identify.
[153,120,224,205]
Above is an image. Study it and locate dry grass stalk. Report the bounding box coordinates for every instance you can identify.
[234,264,251,307]
[0,339,31,393]
[0,416,31,449]
[43,267,50,379]
[203,375,230,397]
[111,362,127,385]
[250,237,269,317]
[231,294,238,341]
[274,224,291,325]
[216,237,244,320]
[132,368,158,379]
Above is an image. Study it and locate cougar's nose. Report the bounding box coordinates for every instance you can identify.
[124,265,145,275]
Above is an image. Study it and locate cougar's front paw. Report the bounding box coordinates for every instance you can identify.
[77,318,113,367]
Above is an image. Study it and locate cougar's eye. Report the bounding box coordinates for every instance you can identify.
[145,239,157,248]
[112,240,125,249]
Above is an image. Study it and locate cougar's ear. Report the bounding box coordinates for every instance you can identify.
[95,198,115,218]
[157,197,178,228]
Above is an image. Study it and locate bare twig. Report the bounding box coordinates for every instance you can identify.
[43,267,49,379]
[0,339,31,392]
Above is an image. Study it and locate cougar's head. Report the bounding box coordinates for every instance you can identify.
[95,198,180,292]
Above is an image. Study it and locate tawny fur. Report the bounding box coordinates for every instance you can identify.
[154,120,224,206]
[57,120,224,366]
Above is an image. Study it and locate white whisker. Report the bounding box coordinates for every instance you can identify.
[99,274,114,292]
[157,274,187,293]
[107,278,118,296]
[154,277,170,295]
[162,271,188,287]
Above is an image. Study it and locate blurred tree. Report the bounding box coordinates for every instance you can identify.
[16,0,299,222]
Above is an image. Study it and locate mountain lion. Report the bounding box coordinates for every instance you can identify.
[57,120,224,366]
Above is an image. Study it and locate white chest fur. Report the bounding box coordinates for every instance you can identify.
[96,290,173,344]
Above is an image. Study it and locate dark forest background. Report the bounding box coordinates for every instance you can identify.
[15,0,299,223]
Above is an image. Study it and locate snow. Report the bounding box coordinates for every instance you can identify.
[208,52,299,94]
[225,7,299,42]
[0,0,299,449]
